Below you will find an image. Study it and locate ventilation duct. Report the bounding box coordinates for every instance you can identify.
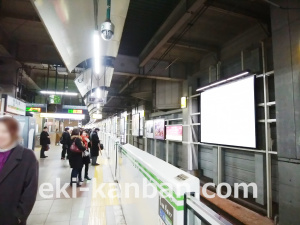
[31,0,130,72]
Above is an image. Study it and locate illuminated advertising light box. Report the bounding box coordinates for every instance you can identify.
[92,114,102,119]
[132,114,140,136]
[201,76,256,148]
[166,125,183,141]
[154,119,165,140]
[120,117,125,135]
[145,120,154,138]
[26,107,42,113]
[68,109,83,114]
[181,96,187,108]
[139,116,144,136]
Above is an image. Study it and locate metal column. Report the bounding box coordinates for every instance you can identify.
[262,41,272,218]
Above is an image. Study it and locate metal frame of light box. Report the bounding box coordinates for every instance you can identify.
[188,42,275,218]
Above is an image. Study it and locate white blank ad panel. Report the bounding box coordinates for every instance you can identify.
[200,76,256,148]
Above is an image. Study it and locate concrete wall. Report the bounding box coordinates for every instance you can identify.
[271,1,300,224]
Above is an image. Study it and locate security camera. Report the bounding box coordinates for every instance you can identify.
[100,21,114,41]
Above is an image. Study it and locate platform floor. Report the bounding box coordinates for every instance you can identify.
[27,145,126,225]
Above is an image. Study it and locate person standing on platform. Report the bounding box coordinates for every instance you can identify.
[61,127,71,160]
[40,126,50,158]
[0,117,39,225]
[55,129,60,146]
[69,128,86,187]
[91,128,100,166]
[80,130,91,180]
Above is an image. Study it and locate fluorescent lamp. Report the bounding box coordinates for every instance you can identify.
[96,87,101,98]
[40,91,78,96]
[40,113,85,120]
[196,71,250,92]
[93,30,100,74]
[226,71,249,81]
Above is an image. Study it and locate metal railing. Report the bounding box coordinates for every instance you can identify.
[184,193,232,225]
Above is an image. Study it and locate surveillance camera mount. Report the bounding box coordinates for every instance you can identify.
[100,0,114,41]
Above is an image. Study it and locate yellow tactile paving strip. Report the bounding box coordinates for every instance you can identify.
[88,155,120,225]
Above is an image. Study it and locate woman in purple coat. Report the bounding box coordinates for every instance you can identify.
[0,117,39,225]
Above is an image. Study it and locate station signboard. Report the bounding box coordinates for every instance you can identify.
[68,109,83,114]
[2,95,26,116]
[49,95,61,104]
[87,97,104,104]
[26,107,42,113]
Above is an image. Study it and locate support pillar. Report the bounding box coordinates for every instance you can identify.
[182,81,198,171]
[271,1,300,223]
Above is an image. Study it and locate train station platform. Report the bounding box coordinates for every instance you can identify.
[27,145,126,225]
[25,142,279,225]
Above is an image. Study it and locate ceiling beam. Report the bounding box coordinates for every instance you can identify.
[113,71,185,82]
[0,11,41,22]
[166,39,219,53]
[106,76,136,105]
[139,0,206,67]
[207,3,269,24]
[102,106,128,110]
[16,42,63,65]
[118,77,136,94]
[107,71,185,106]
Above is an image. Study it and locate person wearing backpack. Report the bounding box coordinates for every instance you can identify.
[60,127,71,160]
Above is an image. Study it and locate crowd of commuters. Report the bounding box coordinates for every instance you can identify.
[58,127,103,187]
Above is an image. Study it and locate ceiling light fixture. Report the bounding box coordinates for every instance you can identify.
[93,30,100,74]
[40,113,85,120]
[196,71,250,92]
[40,91,78,96]
[96,87,101,98]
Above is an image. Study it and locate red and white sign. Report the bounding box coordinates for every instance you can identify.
[166,125,183,141]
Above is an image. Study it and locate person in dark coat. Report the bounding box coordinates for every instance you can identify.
[0,117,39,225]
[90,128,100,166]
[69,128,86,187]
[40,126,50,158]
[61,127,71,160]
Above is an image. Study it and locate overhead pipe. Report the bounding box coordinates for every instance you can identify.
[139,0,207,67]
[147,3,210,74]
[55,66,58,92]
[106,0,111,21]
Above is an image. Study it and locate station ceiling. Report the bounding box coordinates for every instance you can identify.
[0,0,270,116]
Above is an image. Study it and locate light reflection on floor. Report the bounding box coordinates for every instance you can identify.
[26,145,126,225]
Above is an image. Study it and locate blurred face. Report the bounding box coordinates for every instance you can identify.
[82,131,87,136]
[0,122,13,149]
